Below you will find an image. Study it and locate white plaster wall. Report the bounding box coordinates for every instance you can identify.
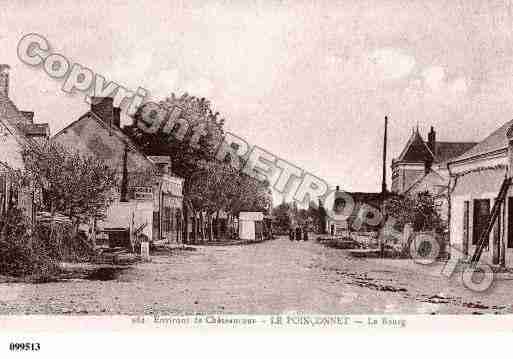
[450,195,465,251]
[100,200,154,240]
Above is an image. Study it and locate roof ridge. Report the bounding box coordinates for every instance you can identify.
[0,93,39,149]
[448,119,513,164]
[53,111,155,169]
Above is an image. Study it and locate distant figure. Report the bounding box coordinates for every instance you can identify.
[289,228,294,241]
[295,226,302,241]
[303,226,309,241]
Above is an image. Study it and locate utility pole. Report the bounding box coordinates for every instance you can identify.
[380,115,388,258]
[381,115,388,197]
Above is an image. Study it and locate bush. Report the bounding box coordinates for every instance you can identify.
[0,209,96,280]
[384,192,446,233]
[0,208,60,280]
[34,222,96,262]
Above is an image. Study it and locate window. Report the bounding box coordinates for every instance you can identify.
[162,207,172,234]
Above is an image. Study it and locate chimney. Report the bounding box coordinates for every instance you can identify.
[0,64,10,98]
[113,107,121,128]
[21,111,34,124]
[428,126,436,155]
[91,97,114,127]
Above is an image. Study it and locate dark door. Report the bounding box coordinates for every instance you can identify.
[463,201,469,256]
[473,199,491,249]
[508,197,513,249]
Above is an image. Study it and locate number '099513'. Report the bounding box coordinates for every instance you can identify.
[9,342,41,351]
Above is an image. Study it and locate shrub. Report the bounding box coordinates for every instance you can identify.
[384,191,447,233]
[0,208,60,279]
[0,209,97,280]
[33,222,96,263]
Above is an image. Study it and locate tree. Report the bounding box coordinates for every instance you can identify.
[124,92,273,242]
[21,141,117,235]
[187,160,238,241]
[124,93,225,242]
[384,191,446,233]
[274,200,324,234]
[272,202,292,234]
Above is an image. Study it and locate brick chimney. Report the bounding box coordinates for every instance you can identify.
[21,111,34,124]
[91,97,114,126]
[113,107,121,128]
[428,126,436,155]
[0,64,10,98]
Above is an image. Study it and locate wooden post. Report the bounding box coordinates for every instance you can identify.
[381,116,389,258]
[381,116,388,195]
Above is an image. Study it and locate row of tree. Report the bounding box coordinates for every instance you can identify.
[6,93,271,245]
[272,200,327,234]
[124,93,272,243]
[271,191,445,238]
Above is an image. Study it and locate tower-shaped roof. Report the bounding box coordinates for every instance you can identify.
[395,129,434,163]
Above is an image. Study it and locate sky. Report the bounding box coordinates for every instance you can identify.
[2,0,513,195]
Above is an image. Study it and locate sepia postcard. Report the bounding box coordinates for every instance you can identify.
[1,0,513,356]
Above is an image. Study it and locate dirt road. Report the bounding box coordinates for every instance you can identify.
[1,237,512,315]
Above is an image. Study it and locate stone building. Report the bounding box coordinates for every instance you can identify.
[0,65,49,222]
[53,97,184,244]
[391,127,476,219]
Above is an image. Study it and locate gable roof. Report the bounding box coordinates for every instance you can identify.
[449,119,513,163]
[0,93,38,149]
[395,128,477,165]
[53,110,155,169]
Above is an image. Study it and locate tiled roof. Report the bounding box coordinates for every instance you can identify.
[395,129,477,165]
[395,130,434,163]
[20,111,34,124]
[449,119,513,163]
[0,93,37,147]
[432,141,477,163]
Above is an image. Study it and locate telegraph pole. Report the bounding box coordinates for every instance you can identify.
[380,115,388,258]
[381,115,388,197]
